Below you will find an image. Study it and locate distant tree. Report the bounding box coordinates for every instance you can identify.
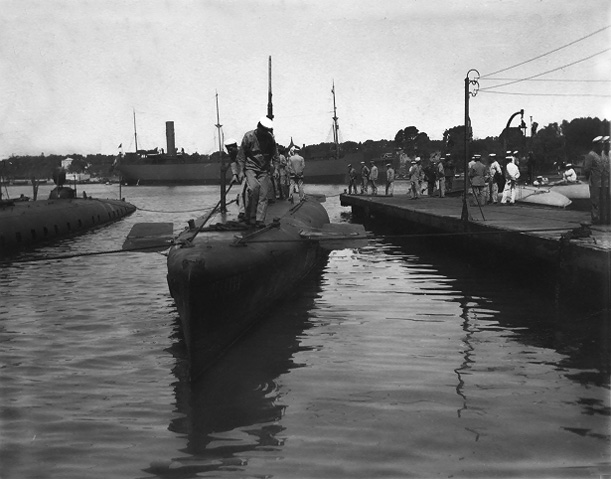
[67,157,88,173]
[443,125,467,170]
[530,122,565,172]
[561,117,611,162]
[394,126,431,158]
[341,141,360,153]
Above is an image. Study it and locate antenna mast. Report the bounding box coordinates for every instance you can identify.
[133,109,138,152]
[267,56,274,120]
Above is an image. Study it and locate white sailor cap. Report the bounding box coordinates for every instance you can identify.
[224,138,238,147]
[258,116,274,130]
[593,135,604,143]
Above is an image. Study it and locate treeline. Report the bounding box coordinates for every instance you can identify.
[0,153,119,181]
[2,117,608,180]
[394,116,610,173]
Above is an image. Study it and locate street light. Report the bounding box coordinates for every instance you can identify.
[462,69,480,223]
[501,109,525,154]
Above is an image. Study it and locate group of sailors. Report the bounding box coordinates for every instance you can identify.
[347,161,396,196]
[223,116,306,228]
[464,152,520,206]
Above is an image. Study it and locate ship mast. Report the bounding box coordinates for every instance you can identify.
[267,56,273,120]
[215,91,227,213]
[332,81,340,161]
[133,108,139,152]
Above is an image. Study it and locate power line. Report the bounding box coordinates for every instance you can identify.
[480,25,611,79]
[482,78,611,83]
[479,48,611,91]
[480,90,611,98]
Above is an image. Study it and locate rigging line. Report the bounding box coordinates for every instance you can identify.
[480,25,611,79]
[480,48,611,91]
[481,78,611,83]
[480,90,611,98]
[136,206,213,214]
[0,226,578,266]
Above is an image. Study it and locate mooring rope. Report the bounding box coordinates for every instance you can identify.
[0,225,583,266]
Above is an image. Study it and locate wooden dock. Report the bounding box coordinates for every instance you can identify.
[340,193,611,310]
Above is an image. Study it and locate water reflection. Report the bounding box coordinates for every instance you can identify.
[146,266,325,477]
[455,296,476,419]
[383,234,610,425]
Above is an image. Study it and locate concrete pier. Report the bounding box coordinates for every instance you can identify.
[340,192,611,310]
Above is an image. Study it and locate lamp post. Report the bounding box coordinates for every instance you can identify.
[461,69,479,224]
[501,109,525,154]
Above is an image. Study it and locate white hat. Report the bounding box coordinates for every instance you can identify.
[224,138,237,147]
[603,136,610,143]
[593,135,603,143]
[258,116,274,130]
[415,157,421,162]
[565,163,573,168]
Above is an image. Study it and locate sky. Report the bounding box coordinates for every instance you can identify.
[0,0,610,158]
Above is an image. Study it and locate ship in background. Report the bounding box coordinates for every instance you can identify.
[116,85,366,186]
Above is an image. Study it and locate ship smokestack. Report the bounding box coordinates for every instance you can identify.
[166,121,176,155]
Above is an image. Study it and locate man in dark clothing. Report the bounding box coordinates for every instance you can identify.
[583,136,610,224]
[237,116,279,227]
[347,164,358,194]
[444,155,455,192]
[360,162,370,194]
[469,155,489,206]
[224,138,247,221]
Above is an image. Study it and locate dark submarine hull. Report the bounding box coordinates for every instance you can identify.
[0,196,136,254]
[166,196,330,380]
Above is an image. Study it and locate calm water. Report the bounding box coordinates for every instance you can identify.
[0,183,609,479]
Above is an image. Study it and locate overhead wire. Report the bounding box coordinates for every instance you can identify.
[482,78,611,83]
[480,25,611,79]
[479,48,611,91]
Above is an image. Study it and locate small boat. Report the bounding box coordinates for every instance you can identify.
[0,186,136,254]
[515,185,572,208]
[547,182,589,210]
